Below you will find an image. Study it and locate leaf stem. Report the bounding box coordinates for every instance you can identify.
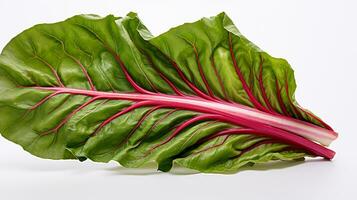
[28,86,337,159]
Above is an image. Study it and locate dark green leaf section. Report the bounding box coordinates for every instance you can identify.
[0,12,323,173]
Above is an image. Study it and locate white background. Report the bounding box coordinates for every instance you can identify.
[0,0,356,199]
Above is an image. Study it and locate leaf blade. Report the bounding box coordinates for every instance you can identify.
[0,12,337,173]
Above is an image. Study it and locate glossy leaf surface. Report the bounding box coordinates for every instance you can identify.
[0,12,337,173]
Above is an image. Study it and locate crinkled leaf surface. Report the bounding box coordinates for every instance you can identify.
[0,12,336,173]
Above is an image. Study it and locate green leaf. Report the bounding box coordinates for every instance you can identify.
[0,12,336,173]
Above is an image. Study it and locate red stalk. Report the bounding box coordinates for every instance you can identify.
[28,86,337,159]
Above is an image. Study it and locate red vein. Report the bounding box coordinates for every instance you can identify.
[137,109,178,145]
[197,128,258,145]
[170,61,217,101]
[21,91,64,120]
[228,33,269,112]
[43,33,96,91]
[91,101,154,136]
[257,55,275,113]
[146,43,216,100]
[40,97,101,135]
[73,22,210,98]
[275,79,289,116]
[34,56,64,87]
[29,91,63,110]
[180,121,216,149]
[192,45,215,98]
[142,51,184,96]
[160,73,185,95]
[234,139,277,159]
[210,57,229,100]
[65,52,96,91]
[297,106,333,130]
[284,78,303,119]
[106,48,154,95]
[191,135,230,155]
[281,73,332,130]
[71,24,154,94]
[150,114,221,151]
[116,106,163,147]
[47,95,70,113]
[283,75,330,129]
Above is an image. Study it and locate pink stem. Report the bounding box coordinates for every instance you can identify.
[28,86,337,159]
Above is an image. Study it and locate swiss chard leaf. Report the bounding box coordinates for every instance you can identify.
[0,12,337,173]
